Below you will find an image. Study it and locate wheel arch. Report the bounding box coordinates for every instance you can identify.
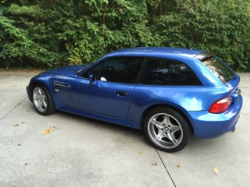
[140,104,194,133]
[30,80,57,115]
[29,81,53,102]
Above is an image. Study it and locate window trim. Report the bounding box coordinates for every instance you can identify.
[82,56,146,85]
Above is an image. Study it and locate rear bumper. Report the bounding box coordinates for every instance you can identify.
[189,95,243,139]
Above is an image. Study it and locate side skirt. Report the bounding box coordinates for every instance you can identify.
[56,105,141,130]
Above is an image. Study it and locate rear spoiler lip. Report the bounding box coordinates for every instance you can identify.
[194,52,214,61]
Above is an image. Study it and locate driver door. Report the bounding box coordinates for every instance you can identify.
[71,56,144,119]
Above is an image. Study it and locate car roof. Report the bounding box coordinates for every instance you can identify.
[107,47,205,59]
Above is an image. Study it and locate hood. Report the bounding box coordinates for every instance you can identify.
[48,65,86,77]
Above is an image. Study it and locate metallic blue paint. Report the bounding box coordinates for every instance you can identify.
[27,47,243,139]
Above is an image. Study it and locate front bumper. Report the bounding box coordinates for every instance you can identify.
[26,85,32,102]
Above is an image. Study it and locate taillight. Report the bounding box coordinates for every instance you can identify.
[209,97,232,114]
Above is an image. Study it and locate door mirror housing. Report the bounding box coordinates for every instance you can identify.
[88,74,96,81]
[88,74,96,85]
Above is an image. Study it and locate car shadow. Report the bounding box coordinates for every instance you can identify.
[55,111,225,153]
[24,101,227,153]
[56,110,147,140]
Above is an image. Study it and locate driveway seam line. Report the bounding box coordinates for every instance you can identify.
[156,149,177,187]
[0,97,27,120]
[242,93,250,97]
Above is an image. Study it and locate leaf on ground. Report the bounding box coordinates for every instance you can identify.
[48,127,53,133]
[13,124,19,127]
[177,163,181,167]
[43,127,54,135]
[43,127,48,135]
[139,151,143,155]
[214,167,219,175]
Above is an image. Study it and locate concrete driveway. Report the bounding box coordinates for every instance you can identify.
[0,71,249,187]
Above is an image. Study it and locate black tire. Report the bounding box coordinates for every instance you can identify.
[32,85,56,116]
[144,107,192,153]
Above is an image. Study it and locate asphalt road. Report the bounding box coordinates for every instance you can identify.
[0,71,249,187]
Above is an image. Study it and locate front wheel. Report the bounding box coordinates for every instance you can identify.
[144,107,192,153]
[32,85,56,116]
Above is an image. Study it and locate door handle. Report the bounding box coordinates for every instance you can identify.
[116,91,128,96]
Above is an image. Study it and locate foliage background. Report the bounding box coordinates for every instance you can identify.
[0,0,249,71]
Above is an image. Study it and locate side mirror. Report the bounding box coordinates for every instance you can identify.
[88,74,96,85]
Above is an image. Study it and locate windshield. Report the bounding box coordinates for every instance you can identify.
[76,65,88,74]
[201,56,234,84]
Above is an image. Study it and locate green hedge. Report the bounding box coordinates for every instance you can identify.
[0,0,249,71]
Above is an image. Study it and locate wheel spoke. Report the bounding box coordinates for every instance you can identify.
[166,131,178,145]
[38,89,43,96]
[42,100,47,108]
[151,119,164,130]
[37,101,42,110]
[169,125,181,133]
[41,94,46,100]
[163,115,170,126]
[41,95,47,108]
[156,130,164,140]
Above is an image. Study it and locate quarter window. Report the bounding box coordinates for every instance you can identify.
[139,58,202,85]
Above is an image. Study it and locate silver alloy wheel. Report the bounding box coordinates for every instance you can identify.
[148,113,183,149]
[33,87,48,113]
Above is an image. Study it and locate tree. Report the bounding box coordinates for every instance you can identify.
[0,0,249,71]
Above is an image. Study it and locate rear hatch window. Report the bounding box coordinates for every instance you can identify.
[201,56,235,84]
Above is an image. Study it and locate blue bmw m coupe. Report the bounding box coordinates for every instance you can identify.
[27,47,243,152]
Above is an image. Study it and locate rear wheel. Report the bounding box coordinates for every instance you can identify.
[144,107,192,153]
[32,85,56,115]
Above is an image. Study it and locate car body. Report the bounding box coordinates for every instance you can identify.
[27,47,243,152]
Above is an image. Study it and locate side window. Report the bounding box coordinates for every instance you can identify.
[139,58,202,85]
[83,57,144,84]
[82,60,105,78]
